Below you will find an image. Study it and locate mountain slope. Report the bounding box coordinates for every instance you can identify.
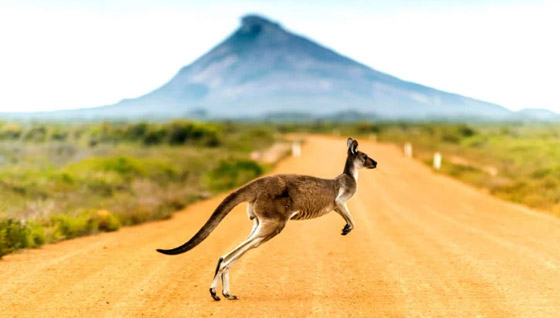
[112,15,511,120]
[516,108,560,121]
[0,15,531,120]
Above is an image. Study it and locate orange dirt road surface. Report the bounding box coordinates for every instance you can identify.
[2,136,560,317]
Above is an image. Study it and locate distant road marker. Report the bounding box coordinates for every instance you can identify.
[292,141,301,157]
[404,142,413,158]
[433,152,442,170]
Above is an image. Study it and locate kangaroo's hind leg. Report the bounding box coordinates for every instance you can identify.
[210,232,257,301]
[210,217,287,301]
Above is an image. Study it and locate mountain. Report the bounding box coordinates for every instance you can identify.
[102,14,511,120]
[2,15,555,121]
[515,108,560,121]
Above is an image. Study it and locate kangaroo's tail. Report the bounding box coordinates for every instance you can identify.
[156,181,257,255]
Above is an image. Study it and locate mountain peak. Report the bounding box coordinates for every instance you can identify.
[52,14,518,121]
[241,15,281,29]
[227,14,288,48]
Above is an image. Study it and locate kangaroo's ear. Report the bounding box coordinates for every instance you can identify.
[347,138,354,150]
[348,139,358,155]
[351,140,358,154]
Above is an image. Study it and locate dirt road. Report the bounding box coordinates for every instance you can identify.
[2,136,560,317]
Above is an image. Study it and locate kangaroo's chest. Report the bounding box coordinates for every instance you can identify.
[336,184,356,203]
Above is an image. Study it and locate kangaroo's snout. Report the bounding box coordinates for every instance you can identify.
[369,159,377,169]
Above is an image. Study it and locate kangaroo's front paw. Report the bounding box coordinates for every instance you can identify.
[341,224,353,236]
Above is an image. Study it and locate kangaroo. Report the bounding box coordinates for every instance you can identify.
[156,138,377,300]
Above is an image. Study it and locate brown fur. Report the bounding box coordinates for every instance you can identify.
[156,138,377,300]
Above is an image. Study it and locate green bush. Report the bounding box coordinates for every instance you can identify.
[143,127,167,145]
[98,157,145,178]
[65,156,179,189]
[50,129,69,141]
[354,122,380,134]
[0,219,29,257]
[0,120,276,258]
[166,121,221,146]
[0,211,125,258]
[0,219,45,257]
[93,210,121,232]
[26,220,46,248]
[205,159,263,192]
[124,122,148,140]
[50,214,95,239]
[23,126,47,142]
[0,123,22,140]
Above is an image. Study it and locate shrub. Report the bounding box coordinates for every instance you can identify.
[0,219,29,257]
[49,214,95,239]
[124,122,148,141]
[457,124,477,137]
[0,123,22,140]
[0,120,277,258]
[26,220,46,248]
[354,122,380,134]
[205,159,263,192]
[98,157,145,178]
[85,178,117,196]
[50,129,69,141]
[93,210,121,232]
[143,127,167,145]
[167,121,221,146]
[23,126,47,142]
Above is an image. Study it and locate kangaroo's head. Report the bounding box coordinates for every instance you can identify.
[347,138,377,169]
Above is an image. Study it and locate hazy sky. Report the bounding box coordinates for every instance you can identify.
[0,0,558,112]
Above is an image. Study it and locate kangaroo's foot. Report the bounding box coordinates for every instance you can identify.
[341,223,353,235]
[210,218,286,301]
[222,292,238,300]
[210,288,220,301]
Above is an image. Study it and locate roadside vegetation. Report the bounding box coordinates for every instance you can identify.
[0,120,277,257]
[376,123,560,217]
[280,121,560,217]
[3,119,559,257]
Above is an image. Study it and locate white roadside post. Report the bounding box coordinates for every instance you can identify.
[292,141,301,157]
[433,152,442,170]
[404,142,413,158]
[250,151,259,161]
